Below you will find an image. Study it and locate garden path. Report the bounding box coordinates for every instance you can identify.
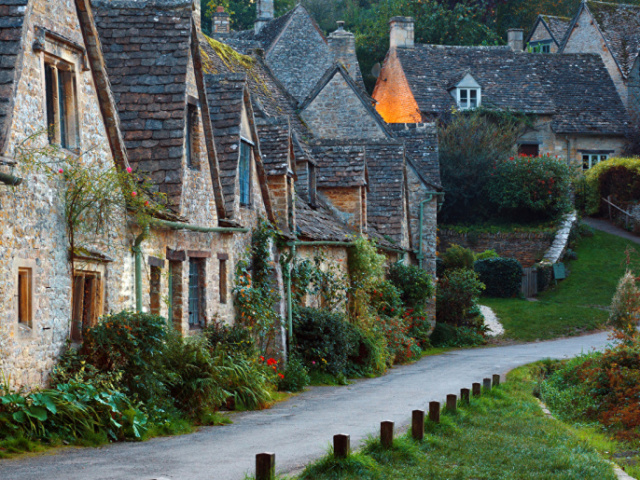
[479,305,504,336]
[0,332,614,480]
[584,218,640,245]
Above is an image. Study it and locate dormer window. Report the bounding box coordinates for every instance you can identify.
[453,73,481,111]
[458,88,480,110]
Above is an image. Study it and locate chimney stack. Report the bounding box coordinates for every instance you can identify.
[255,0,274,34]
[389,17,414,49]
[213,6,230,35]
[328,21,362,82]
[508,29,524,52]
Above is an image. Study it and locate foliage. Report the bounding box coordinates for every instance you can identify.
[475,249,499,261]
[290,255,347,312]
[540,338,640,441]
[436,269,485,328]
[377,313,421,364]
[608,270,640,340]
[487,153,573,222]
[388,262,434,309]
[347,237,386,322]
[438,110,525,223]
[474,257,523,298]
[441,244,476,272]
[346,325,388,377]
[369,281,403,318]
[293,307,353,376]
[581,157,640,216]
[233,218,280,355]
[402,309,433,350]
[429,323,485,348]
[277,355,310,393]
[203,321,255,356]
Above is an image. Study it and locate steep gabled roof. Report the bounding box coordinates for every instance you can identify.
[311,143,367,188]
[583,1,640,77]
[256,116,291,176]
[395,44,627,135]
[0,0,29,156]
[526,15,571,47]
[299,63,392,139]
[205,73,247,214]
[389,123,441,189]
[92,0,193,209]
[295,196,355,242]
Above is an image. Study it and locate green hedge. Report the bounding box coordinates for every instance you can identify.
[582,157,640,215]
[474,257,523,298]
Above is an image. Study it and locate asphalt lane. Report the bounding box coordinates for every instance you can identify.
[0,331,614,480]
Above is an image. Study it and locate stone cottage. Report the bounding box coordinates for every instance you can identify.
[372,17,628,170]
[525,15,572,53]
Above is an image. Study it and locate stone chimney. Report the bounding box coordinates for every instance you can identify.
[508,29,524,52]
[255,0,274,34]
[389,17,414,49]
[213,6,230,34]
[192,0,202,32]
[328,21,362,82]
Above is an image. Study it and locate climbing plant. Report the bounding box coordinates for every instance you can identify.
[233,218,280,355]
[290,255,347,312]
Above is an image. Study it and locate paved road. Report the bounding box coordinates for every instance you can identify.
[0,332,615,480]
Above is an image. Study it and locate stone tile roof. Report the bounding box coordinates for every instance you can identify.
[295,196,355,242]
[388,123,441,189]
[256,116,291,176]
[584,1,640,77]
[92,0,193,209]
[540,15,571,46]
[0,0,28,155]
[396,44,627,135]
[363,142,406,243]
[204,73,246,214]
[311,143,367,188]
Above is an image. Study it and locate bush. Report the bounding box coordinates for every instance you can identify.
[486,153,573,222]
[388,263,435,308]
[369,281,403,317]
[204,322,255,356]
[442,244,475,271]
[403,309,434,350]
[609,271,640,339]
[582,157,640,215]
[536,262,554,293]
[293,307,353,376]
[377,314,421,365]
[429,323,485,348]
[345,325,388,377]
[474,257,523,298]
[475,249,499,261]
[436,269,485,327]
[277,356,310,393]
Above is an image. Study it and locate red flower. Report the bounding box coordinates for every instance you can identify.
[278,373,284,379]
[260,356,265,362]
[267,358,277,366]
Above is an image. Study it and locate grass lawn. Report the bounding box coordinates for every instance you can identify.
[294,366,617,480]
[483,229,640,341]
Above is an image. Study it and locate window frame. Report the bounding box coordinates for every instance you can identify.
[582,153,609,170]
[239,139,253,206]
[457,87,481,110]
[188,258,206,328]
[17,267,33,329]
[43,57,79,151]
[186,102,199,169]
[71,269,104,342]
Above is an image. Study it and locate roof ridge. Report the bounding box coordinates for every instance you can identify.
[92,0,191,9]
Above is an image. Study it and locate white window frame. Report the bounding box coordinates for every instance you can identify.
[457,87,481,110]
[582,153,608,170]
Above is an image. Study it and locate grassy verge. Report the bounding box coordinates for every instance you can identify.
[483,229,640,341]
[294,366,617,480]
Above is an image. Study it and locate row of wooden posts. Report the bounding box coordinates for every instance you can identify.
[254,373,503,480]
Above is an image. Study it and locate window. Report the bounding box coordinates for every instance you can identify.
[71,271,102,341]
[583,154,608,170]
[457,88,480,110]
[150,266,161,315]
[17,268,33,328]
[188,259,205,327]
[530,41,552,53]
[44,61,79,150]
[219,258,228,304]
[186,103,198,168]
[239,140,252,206]
[309,163,317,206]
[518,144,540,157]
[168,260,182,326]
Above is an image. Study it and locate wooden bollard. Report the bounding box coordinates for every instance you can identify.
[412,410,425,441]
[381,421,394,449]
[483,378,492,391]
[493,374,501,387]
[428,401,440,423]
[460,388,470,405]
[333,434,350,459]
[446,394,457,413]
[472,382,481,397]
[256,452,275,480]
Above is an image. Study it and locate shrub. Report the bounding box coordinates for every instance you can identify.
[293,307,353,376]
[204,322,255,356]
[403,309,434,350]
[80,311,169,403]
[213,351,274,410]
[388,263,435,308]
[369,281,403,317]
[377,314,421,365]
[536,262,554,293]
[486,153,573,222]
[277,356,310,393]
[609,271,640,339]
[475,249,499,261]
[441,244,475,271]
[436,269,485,327]
[346,325,388,377]
[429,323,485,348]
[583,157,640,215]
[474,257,523,298]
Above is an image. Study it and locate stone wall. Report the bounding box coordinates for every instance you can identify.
[528,22,560,53]
[438,230,556,268]
[300,71,387,141]
[318,186,365,231]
